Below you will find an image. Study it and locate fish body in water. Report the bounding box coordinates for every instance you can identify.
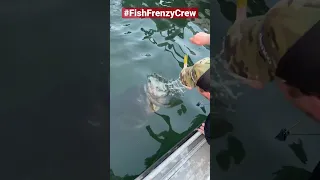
[110,74,183,130]
[145,73,184,110]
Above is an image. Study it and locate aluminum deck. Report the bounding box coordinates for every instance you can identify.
[136,132,210,180]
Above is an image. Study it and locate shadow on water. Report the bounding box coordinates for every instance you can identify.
[277,133,318,167]
[217,0,269,23]
[144,111,207,168]
[211,114,246,171]
[216,135,246,170]
[111,0,211,178]
[140,27,192,69]
[122,0,210,68]
[110,169,138,180]
[272,166,312,180]
[289,139,308,164]
[209,53,248,172]
[110,108,208,180]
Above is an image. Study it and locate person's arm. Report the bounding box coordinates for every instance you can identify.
[235,0,248,22]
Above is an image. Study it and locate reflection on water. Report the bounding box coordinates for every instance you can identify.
[144,112,207,168]
[110,111,208,179]
[211,114,246,171]
[123,0,210,69]
[272,166,311,180]
[110,169,138,180]
[110,0,210,178]
[215,135,246,171]
[217,0,269,23]
[289,139,308,164]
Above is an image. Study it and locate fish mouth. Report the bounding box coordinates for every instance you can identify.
[147,75,168,98]
[144,73,184,110]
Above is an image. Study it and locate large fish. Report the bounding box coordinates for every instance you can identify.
[110,74,183,130]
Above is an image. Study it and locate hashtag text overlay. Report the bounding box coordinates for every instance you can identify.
[122,8,198,19]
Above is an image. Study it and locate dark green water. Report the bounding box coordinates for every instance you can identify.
[110,0,210,179]
[211,0,320,180]
[1,1,108,179]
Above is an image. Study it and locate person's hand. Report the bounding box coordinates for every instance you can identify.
[197,123,205,135]
[190,32,210,46]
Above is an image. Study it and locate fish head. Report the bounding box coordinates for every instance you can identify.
[145,73,184,109]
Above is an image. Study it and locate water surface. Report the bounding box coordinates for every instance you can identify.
[110,0,210,178]
[1,1,108,179]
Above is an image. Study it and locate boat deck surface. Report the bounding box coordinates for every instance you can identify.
[136,132,210,180]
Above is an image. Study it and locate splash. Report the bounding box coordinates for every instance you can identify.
[144,57,246,114]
